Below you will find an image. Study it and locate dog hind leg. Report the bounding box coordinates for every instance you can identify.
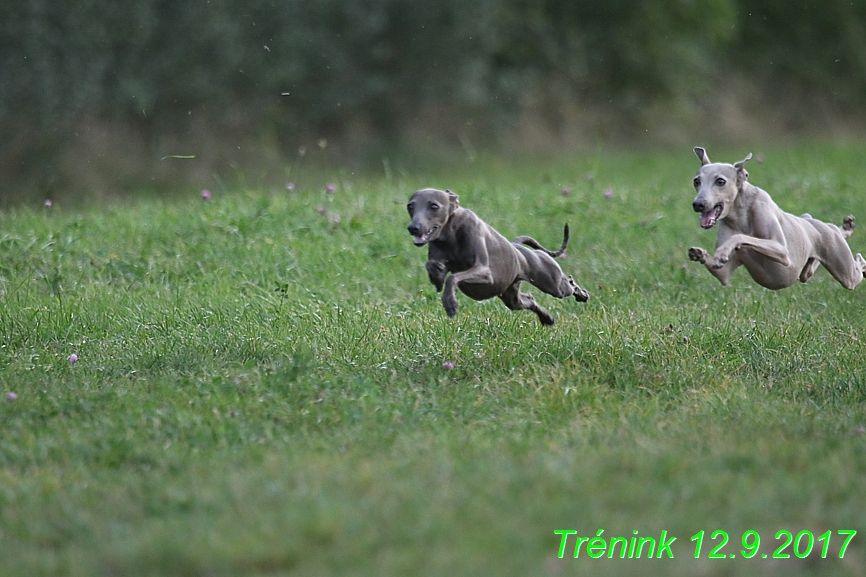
[500,283,555,325]
[841,215,856,239]
[803,216,864,289]
[518,247,589,302]
[799,258,820,283]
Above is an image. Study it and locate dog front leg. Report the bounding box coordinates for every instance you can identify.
[441,265,494,318]
[426,260,448,292]
[689,246,739,285]
[713,234,790,267]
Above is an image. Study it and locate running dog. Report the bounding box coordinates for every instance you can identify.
[688,147,866,289]
[407,188,589,325]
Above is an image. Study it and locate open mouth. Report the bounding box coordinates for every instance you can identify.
[413,226,438,245]
[699,204,723,229]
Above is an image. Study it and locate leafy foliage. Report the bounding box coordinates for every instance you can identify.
[2,0,865,197]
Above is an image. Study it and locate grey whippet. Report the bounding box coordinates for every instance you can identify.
[688,147,866,289]
[407,188,589,325]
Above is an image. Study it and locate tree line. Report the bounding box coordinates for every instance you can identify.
[1,0,864,200]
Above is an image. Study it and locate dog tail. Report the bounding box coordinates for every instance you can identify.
[513,224,569,258]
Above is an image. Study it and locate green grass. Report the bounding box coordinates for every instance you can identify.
[1,140,866,576]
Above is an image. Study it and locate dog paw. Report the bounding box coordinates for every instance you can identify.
[426,261,448,291]
[442,294,459,318]
[537,311,555,326]
[574,286,590,302]
[688,247,707,263]
[426,260,447,273]
[856,253,866,276]
[712,251,731,268]
[843,215,856,232]
[709,255,730,270]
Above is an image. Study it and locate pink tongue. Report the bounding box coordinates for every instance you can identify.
[700,212,715,228]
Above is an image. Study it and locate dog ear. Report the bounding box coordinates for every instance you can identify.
[694,147,710,165]
[445,189,460,211]
[734,153,752,186]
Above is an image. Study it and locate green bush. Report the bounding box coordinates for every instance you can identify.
[0,0,737,131]
[1,0,864,199]
[732,0,866,107]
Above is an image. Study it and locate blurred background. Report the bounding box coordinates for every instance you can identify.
[2,0,865,205]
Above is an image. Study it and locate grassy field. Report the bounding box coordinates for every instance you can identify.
[1,141,865,576]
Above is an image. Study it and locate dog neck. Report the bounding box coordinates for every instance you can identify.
[723,182,761,230]
[428,207,463,248]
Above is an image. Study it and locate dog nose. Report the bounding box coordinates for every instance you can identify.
[692,200,706,213]
[408,223,420,236]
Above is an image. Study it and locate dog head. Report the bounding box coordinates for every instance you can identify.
[407,188,460,246]
[691,147,752,229]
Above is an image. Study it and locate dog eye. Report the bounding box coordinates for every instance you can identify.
[429,203,440,210]
[715,177,726,186]
[407,203,414,214]
[693,177,700,187]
